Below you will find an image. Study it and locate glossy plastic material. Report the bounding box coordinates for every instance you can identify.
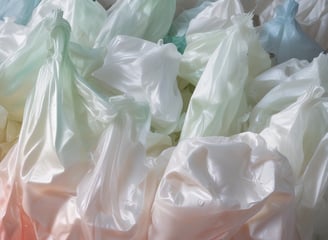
[93,35,182,134]
[150,133,296,240]
[94,0,176,47]
[180,14,271,140]
[259,0,323,63]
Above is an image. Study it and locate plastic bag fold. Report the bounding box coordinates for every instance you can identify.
[259,0,323,64]
[178,0,245,85]
[149,133,296,240]
[94,0,176,48]
[180,14,271,140]
[93,35,183,134]
[0,10,167,239]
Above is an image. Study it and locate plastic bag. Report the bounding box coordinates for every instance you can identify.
[149,132,296,240]
[180,14,271,140]
[93,35,183,134]
[187,0,244,35]
[260,86,328,240]
[249,53,328,133]
[30,0,106,47]
[94,0,176,48]
[246,58,309,106]
[178,0,245,85]
[259,0,323,64]
[0,10,166,239]
[0,0,40,25]
[253,0,328,50]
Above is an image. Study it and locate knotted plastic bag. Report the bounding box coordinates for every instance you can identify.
[259,0,323,64]
[180,14,271,140]
[30,0,106,47]
[149,133,296,240]
[0,10,167,239]
[93,35,182,134]
[0,0,40,25]
[94,0,176,48]
[252,0,328,50]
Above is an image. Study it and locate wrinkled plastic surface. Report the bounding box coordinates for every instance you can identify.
[250,0,328,50]
[0,18,28,62]
[0,11,167,239]
[187,0,244,35]
[178,0,244,85]
[249,54,328,133]
[180,14,271,140]
[94,0,176,47]
[150,133,296,240]
[259,0,323,64]
[93,35,182,134]
[260,87,328,240]
[30,0,106,47]
[0,0,40,25]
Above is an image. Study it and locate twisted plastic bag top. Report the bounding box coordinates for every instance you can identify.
[259,0,323,64]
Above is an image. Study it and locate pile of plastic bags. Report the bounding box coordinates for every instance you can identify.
[0,0,327,239]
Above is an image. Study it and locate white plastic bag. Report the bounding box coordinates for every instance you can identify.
[249,54,328,133]
[260,86,328,240]
[94,0,176,47]
[93,35,183,134]
[150,133,296,240]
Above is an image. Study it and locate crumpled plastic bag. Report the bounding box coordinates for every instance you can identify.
[246,57,309,106]
[0,0,40,25]
[187,0,244,35]
[260,86,328,240]
[180,14,271,140]
[0,10,167,239]
[259,0,323,64]
[250,0,328,50]
[249,53,328,133]
[30,0,106,47]
[94,0,176,48]
[149,132,296,240]
[93,35,182,134]
[178,0,245,85]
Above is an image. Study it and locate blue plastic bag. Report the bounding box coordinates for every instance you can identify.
[259,0,323,64]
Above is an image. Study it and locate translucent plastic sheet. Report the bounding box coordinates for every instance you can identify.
[180,14,271,140]
[259,0,323,64]
[0,0,40,25]
[249,54,328,133]
[178,0,244,85]
[0,19,29,62]
[247,0,328,50]
[93,35,182,134]
[94,0,176,48]
[150,133,296,240]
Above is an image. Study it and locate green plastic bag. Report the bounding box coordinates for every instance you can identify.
[180,14,271,140]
